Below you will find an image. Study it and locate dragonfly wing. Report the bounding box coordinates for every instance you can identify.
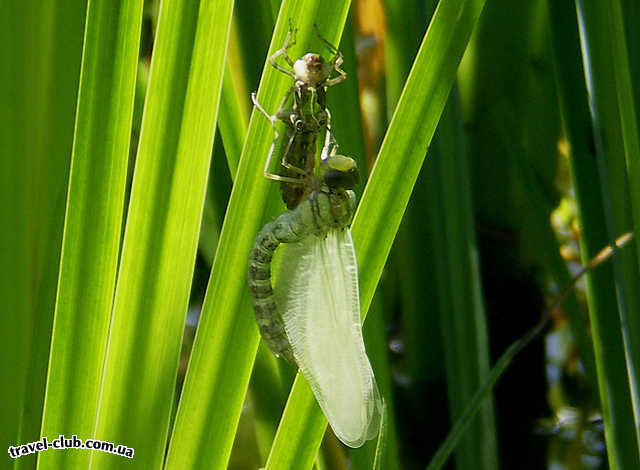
[274,229,382,448]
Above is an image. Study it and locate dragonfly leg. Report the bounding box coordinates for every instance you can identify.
[313,23,339,54]
[256,93,312,185]
[313,24,347,87]
[325,52,346,87]
[320,117,338,161]
[273,88,297,125]
[308,88,323,128]
[251,92,279,129]
[279,130,310,177]
[300,87,329,133]
[269,26,297,79]
[252,89,300,170]
[252,88,293,128]
[264,170,306,185]
[264,131,307,185]
[323,107,332,130]
[282,160,308,176]
[257,101,296,184]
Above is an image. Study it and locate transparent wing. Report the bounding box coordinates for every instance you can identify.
[274,229,382,448]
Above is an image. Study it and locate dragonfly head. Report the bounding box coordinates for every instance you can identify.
[294,53,333,87]
[320,154,359,192]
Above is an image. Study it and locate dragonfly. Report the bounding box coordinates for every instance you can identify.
[252,25,347,209]
[248,129,381,447]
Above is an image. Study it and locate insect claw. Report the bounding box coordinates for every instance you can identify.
[314,24,340,55]
[288,18,298,39]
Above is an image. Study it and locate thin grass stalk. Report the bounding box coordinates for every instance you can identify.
[219,62,248,176]
[0,1,85,469]
[227,10,300,462]
[217,16,296,463]
[605,0,640,447]
[549,0,640,467]
[22,7,87,459]
[1,3,37,464]
[380,1,442,412]
[234,0,277,92]
[608,0,640,275]
[90,1,233,467]
[494,112,600,401]
[428,89,499,470]
[250,344,294,461]
[578,0,640,460]
[37,1,143,468]
[2,4,86,469]
[426,233,635,470]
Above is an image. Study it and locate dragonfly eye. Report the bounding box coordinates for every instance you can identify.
[324,166,359,191]
[321,155,359,190]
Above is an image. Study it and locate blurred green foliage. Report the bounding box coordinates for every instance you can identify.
[3,0,640,469]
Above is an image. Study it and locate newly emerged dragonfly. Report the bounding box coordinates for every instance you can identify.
[248,130,358,361]
[252,26,347,209]
[248,131,381,447]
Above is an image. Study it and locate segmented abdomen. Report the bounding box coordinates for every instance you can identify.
[248,210,304,363]
[248,190,356,362]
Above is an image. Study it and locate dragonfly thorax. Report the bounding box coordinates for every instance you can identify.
[305,189,356,235]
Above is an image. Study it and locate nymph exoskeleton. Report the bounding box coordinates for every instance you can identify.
[252,25,347,209]
[268,25,346,124]
[248,131,380,447]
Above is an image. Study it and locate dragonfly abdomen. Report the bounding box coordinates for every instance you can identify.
[248,189,355,363]
[248,213,304,363]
